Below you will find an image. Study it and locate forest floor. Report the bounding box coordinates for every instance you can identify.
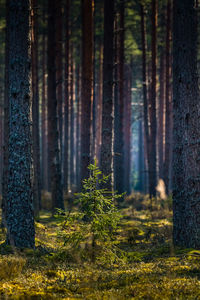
[0,194,200,299]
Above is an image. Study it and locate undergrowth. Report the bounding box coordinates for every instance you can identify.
[0,193,200,299]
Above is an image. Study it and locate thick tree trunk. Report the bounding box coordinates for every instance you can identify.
[80,0,93,183]
[63,0,70,192]
[173,0,200,248]
[47,0,64,210]
[163,0,172,195]
[31,0,41,215]
[100,0,114,190]
[149,0,158,198]
[5,0,35,248]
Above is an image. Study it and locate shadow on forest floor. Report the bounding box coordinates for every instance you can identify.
[0,194,200,299]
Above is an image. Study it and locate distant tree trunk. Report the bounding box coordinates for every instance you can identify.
[70,45,75,189]
[140,4,149,193]
[138,120,145,193]
[149,0,158,197]
[173,0,200,248]
[123,64,132,195]
[31,0,41,215]
[41,9,48,191]
[63,0,70,192]
[5,0,35,248]
[163,0,172,195]
[55,0,63,167]
[95,42,103,163]
[80,0,93,183]
[47,0,64,210]
[114,1,125,195]
[158,50,165,180]
[75,63,80,188]
[100,0,114,190]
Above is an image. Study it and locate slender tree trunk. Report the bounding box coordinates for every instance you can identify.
[140,4,149,194]
[123,64,132,195]
[75,63,80,188]
[173,0,200,248]
[100,0,114,190]
[55,0,63,168]
[163,0,172,195]
[95,43,103,163]
[114,2,125,195]
[63,0,70,192]
[47,0,64,210]
[5,0,35,248]
[80,0,93,183]
[70,45,75,190]
[138,120,145,193]
[31,0,41,215]
[158,50,165,180]
[41,11,48,191]
[149,0,158,198]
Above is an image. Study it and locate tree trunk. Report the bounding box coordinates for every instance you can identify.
[149,0,158,198]
[5,0,35,248]
[163,0,172,195]
[114,2,125,195]
[47,0,64,210]
[63,0,70,192]
[173,0,200,248]
[41,8,48,191]
[140,4,149,194]
[100,0,114,190]
[70,45,75,190]
[80,0,93,183]
[55,0,63,169]
[31,0,41,215]
[123,64,132,195]
[158,50,165,180]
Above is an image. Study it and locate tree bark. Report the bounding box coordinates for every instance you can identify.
[63,0,70,192]
[80,0,93,183]
[47,0,64,210]
[173,0,200,248]
[5,0,35,248]
[31,0,41,215]
[163,0,172,195]
[100,0,114,190]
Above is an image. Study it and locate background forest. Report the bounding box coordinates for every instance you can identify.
[0,0,200,299]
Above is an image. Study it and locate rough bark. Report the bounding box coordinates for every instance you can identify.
[114,1,125,195]
[173,0,200,248]
[80,0,93,183]
[100,0,114,190]
[5,0,35,248]
[47,0,64,210]
[31,0,41,215]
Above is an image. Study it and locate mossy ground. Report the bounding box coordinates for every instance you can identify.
[0,194,200,299]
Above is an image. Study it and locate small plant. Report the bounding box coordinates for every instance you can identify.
[57,160,122,262]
